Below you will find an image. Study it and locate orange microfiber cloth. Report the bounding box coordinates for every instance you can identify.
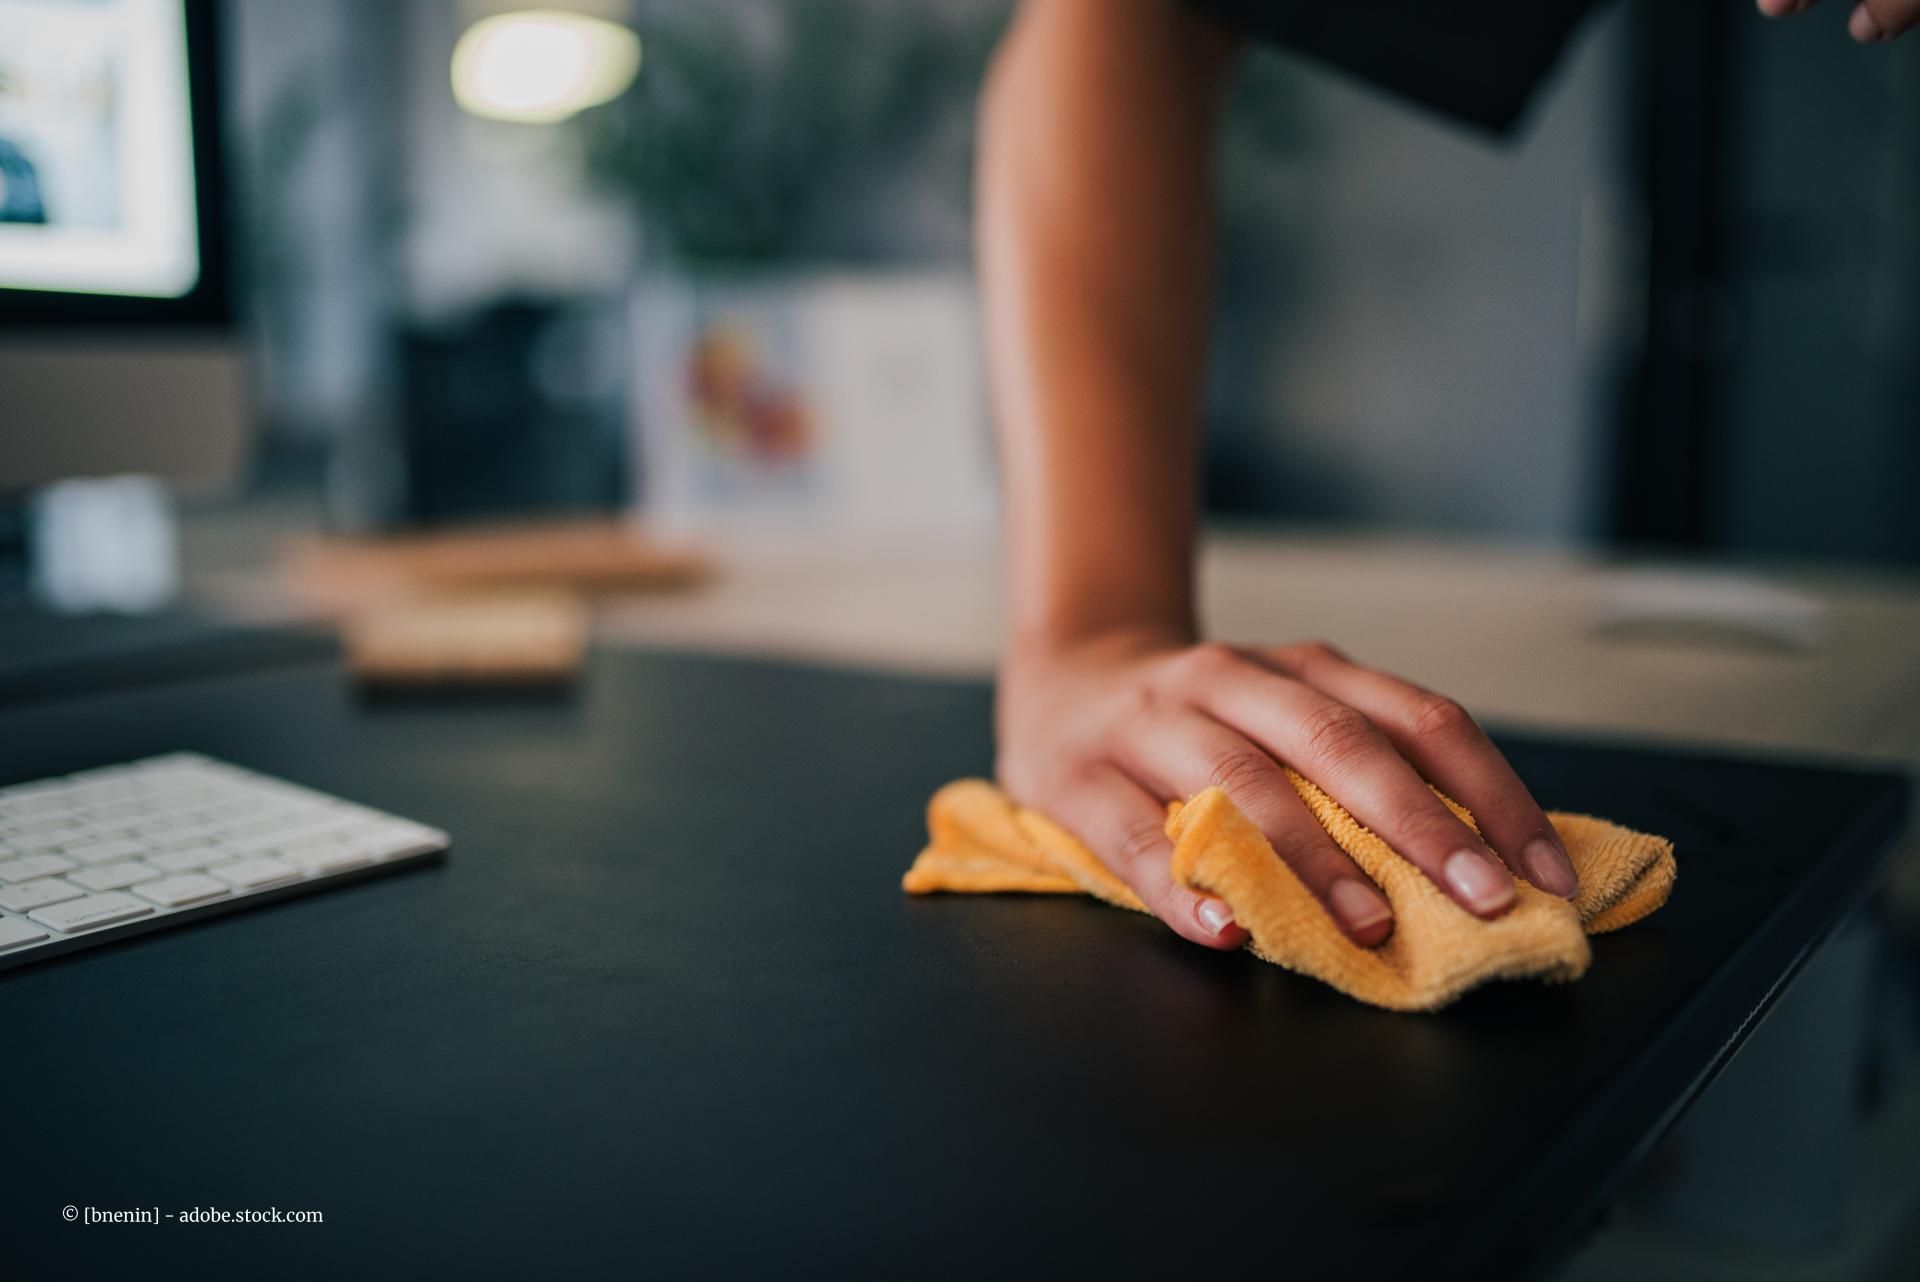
[903,772,1676,1011]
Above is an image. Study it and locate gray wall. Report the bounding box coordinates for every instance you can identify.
[1206,4,1632,544]
[1721,16,1920,564]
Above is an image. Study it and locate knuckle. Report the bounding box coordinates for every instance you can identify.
[1201,746,1279,798]
[1407,692,1475,740]
[1019,760,1093,812]
[1001,742,1083,801]
[1400,808,1479,858]
[1168,642,1242,687]
[995,765,1049,812]
[1297,638,1346,665]
[1265,821,1335,880]
[1113,814,1169,872]
[1115,681,1159,720]
[1270,639,1340,675]
[1058,759,1110,798]
[1297,703,1379,770]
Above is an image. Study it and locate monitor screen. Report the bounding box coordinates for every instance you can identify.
[0,0,199,300]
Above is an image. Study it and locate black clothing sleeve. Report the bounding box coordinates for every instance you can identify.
[1184,0,1609,133]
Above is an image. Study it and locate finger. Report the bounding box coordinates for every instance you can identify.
[1755,0,1821,17]
[1856,0,1920,40]
[1107,708,1394,946]
[1163,645,1515,919]
[1267,643,1578,898]
[1044,762,1248,950]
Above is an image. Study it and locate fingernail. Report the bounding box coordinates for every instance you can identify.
[1444,850,1515,915]
[1521,837,1579,898]
[1850,4,1882,41]
[1196,896,1236,935]
[1329,878,1392,934]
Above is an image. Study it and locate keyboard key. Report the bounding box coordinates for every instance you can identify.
[262,815,358,847]
[279,831,351,855]
[209,858,303,891]
[201,797,274,822]
[0,916,48,951]
[7,811,82,836]
[217,810,295,838]
[0,879,86,913]
[148,848,219,874]
[146,825,229,852]
[214,833,297,861]
[281,844,372,874]
[0,792,79,818]
[62,838,148,867]
[68,861,163,892]
[5,828,80,856]
[29,892,153,933]
[135,874,230,908]
[0,853,77,883]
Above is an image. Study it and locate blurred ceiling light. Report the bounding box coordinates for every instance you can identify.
[451,10,641,124]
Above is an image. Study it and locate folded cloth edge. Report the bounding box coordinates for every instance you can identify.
[904,774,1675,1012]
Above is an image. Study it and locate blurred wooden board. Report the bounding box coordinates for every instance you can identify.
[285,519,713,615]
[342,593,588,688]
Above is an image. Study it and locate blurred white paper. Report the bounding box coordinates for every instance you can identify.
[1590,567,1829,653]
[30,474,179,613]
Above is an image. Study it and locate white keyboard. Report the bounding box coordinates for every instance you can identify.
[0,753,447,970]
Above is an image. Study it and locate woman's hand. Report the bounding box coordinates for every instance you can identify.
[980,2,1575,954]
[1758,0,1920,41]
[996,631,1580,952]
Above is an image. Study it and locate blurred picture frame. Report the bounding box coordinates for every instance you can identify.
[630,271,995,534]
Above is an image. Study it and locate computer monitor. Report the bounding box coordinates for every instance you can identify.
[0,0,246,496]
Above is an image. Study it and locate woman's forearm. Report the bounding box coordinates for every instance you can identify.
[976,0,1240,656]
[973,2,1582,951]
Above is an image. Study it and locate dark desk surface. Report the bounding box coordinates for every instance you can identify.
[0,649,1908,1281]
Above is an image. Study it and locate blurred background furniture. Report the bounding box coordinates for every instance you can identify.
[178,509,1920,771]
